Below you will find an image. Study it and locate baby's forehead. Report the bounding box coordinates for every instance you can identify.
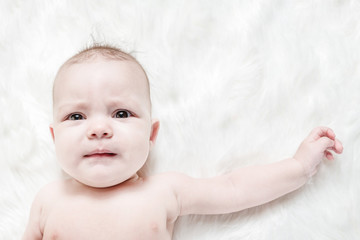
[53,56,150,98]
[52,62,152,117]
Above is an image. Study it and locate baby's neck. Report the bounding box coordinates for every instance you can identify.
[65,174,143,195]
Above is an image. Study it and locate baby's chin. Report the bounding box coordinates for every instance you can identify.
[63,170,138,188]
[60,163,143,188]
[60,162,145,188]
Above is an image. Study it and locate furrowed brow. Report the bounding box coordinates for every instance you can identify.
[57,101,89,115]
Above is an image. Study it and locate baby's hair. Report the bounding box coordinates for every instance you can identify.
[65,43,140,65]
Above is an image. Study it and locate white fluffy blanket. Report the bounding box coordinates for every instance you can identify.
[0,1,359,239]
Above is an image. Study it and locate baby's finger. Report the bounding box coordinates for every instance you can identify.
[308,127,335,141]
[317,136,335,150]
[324,150,334,160]
[332,139,343,154]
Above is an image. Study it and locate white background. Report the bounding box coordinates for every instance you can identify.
[0,0,359,239]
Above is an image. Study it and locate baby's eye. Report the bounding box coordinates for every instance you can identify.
[67,113,85,121]
[114,110,132,119]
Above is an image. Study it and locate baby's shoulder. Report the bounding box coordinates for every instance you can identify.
[39,179,65,193]
[146,171,178,182]
[34,179,68,205]
[145,171,190,190]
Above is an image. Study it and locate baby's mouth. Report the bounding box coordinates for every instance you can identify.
[84,150,117,158]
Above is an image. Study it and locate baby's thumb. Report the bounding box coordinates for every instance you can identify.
[317,137,335,150]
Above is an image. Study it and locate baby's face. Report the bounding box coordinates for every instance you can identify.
[51,58,158,187]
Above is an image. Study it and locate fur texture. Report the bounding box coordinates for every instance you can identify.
[0,0,359,239]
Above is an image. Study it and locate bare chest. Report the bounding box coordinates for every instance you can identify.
[42,191,176,239]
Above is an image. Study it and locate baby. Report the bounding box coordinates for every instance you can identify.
[23,45,343,240]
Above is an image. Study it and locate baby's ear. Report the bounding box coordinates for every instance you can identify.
[49,124,55,142]
[149,119,160,149]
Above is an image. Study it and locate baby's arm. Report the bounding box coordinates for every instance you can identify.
[22,181,60,240]
[172,127,343,216]
[22,191,43,240]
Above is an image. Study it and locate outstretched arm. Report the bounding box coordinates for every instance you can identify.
[172,127,343,216]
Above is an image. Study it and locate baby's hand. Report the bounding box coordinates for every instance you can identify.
[294,127,343,178]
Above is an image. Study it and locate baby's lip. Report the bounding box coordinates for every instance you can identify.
[84,149,117,157]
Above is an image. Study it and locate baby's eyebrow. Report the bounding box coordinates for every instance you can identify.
[106,98,139,109]
[57,101,89,113]
[106,99,126,107]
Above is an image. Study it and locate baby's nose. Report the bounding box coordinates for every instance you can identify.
[87,121,113,139]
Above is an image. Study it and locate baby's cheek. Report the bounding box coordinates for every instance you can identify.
[54,133,79,165]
